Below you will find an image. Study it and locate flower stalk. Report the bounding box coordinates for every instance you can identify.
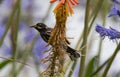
[79,0,90,77]
[41,1,68,77]
[40,0,79,76]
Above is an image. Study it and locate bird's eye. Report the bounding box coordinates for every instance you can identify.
[36,23,45,29]
[39,23,41,25]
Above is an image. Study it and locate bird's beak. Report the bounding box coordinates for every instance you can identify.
[30,25,36,28]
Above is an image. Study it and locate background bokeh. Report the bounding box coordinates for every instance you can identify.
[0,0,120,77]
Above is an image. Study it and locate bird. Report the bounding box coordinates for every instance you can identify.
[31,23,80,60]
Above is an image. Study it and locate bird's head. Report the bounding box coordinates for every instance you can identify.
[31,23,47,32]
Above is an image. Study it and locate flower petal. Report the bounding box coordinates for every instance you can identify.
[68,1,74,14]
[96,24,120,40]
[70,0,75,5]
[73,0,79,4]
[53,1,62,13]
[50,0,57,3]
[108,5,120,17]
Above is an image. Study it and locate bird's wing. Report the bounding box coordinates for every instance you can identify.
[46,28,52,35]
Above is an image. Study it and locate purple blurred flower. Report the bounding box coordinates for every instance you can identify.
[96,24,120,39]
[0,24,5,39]
[108,5,120,17]
[21,0,33,9]
[112,0,120,4]
[33,36,49,60]
[19,22,26,31]
[24,28,35,43]
[1,44,12,56]
[0,0,13,8]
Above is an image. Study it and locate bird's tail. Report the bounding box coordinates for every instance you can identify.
[66,46,80,60]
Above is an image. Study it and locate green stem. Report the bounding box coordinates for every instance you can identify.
[97,1,108,76]
[16,37,37,75]
[88,0,104,33]
[90,57,110,77]
[68,0,105,76]
[68,61,77,77]
[79,0,90,77]
[102,43,120,77]
[41,4,53,22]
[31,36,43,77]
[97,39,102,63]
[0,0,19,46]
[67,27,83,77]
[11,0,21,77]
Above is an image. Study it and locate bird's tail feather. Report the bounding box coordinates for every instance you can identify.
[69,51,80,60]
[66,46,80,60]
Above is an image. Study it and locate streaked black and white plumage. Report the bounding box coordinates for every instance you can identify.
[31,23,80,60]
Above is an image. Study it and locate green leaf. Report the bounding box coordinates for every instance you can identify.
[85,56,98,77]
[0,0,19,46]
[115,71,120,77]
[0,60,10,70]
[0,0,3,4]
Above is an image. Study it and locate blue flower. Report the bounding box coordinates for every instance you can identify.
[108,27,120,39]
[112,0,120,4]
[108,5,120,17]
[96,24,108,39]
[95,24,120,40]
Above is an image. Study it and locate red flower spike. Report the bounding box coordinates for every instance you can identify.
[61,0,65,4]
[53,1,63,12]
[70,0,75,5]
[73,0,79,4]
[50,0,57,3]
[50,0,80,15]
[68,1,74,14]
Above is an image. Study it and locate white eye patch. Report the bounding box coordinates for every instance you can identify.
[37,26,42,29]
